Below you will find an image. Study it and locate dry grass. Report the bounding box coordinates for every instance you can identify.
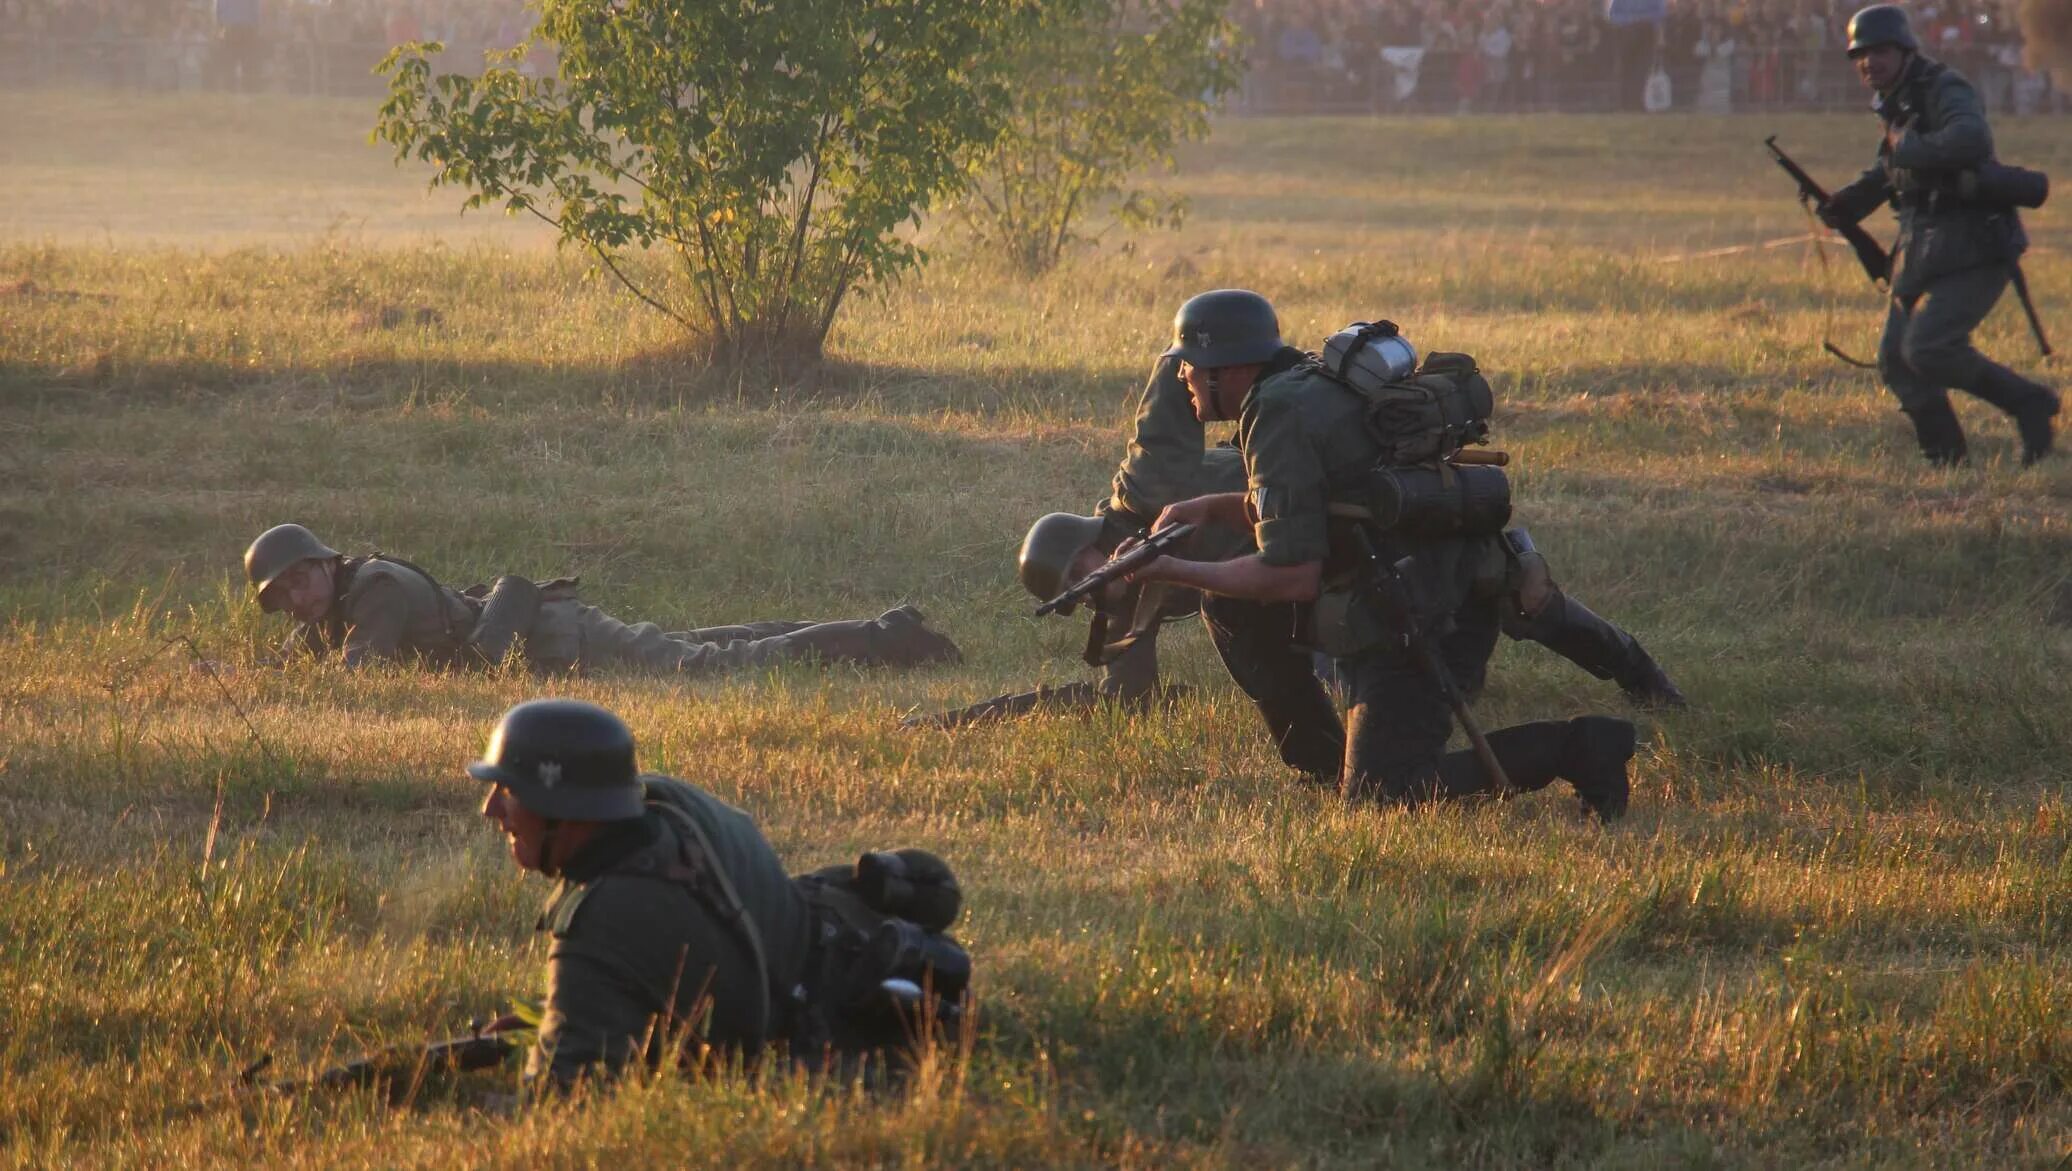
[1,91,2069,1167]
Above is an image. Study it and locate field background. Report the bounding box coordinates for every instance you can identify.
[2,89,2069,1167]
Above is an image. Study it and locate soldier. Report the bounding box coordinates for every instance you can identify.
[901,452,1250,728]
[1095,301,1685,710]
[472,699,816,1084]
[475,700,970,1087]
[243,523,960,675]
[1822,4,2057,467]
[1127,290,1638,817]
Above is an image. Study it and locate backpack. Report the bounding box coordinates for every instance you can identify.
[1317,321,1495,466]
[792,849,971,1056]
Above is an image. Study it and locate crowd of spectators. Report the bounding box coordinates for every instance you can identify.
[0,0,534,94]
[1236,0,2068,112]
[1,0,2063,114]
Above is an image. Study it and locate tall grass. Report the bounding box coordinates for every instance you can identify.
[1,93,2067,1166]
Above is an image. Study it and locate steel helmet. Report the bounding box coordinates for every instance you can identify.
[467,699,646,822]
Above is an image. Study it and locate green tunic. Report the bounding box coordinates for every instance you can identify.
[1235,356,1500,655]
[531,776,814,1085]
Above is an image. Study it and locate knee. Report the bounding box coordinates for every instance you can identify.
[1899,333,1976,387]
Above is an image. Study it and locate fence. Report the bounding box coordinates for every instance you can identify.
[1,31,2063,115]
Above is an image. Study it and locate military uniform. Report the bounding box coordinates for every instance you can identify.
[274,552,957,675]
[1100,354,1682,706]
[1825,20,2057,464]
[532,775,816,1084]
[1217,347,1632,810]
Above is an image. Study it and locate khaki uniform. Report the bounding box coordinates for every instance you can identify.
[281,555,953,674]
[532,776,815,1084]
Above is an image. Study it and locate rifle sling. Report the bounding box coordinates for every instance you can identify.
[643,802,777,1045]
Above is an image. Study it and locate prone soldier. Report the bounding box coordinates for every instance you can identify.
[473,700,970,1086]
[243,523,960,675]
[1127,290,1639,816]
[1822,4,2057,466]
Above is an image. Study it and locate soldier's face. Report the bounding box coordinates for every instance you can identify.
[264,559,335,622]
[1068,544,1126,605]
[481,783,550,872]
[1852,45,1907,92]
[1180,362,1261,422]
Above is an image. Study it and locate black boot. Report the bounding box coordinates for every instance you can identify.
[1513,592,1685,709]
[1617,646,1688,710]
[1903,399,1969,467]
[1558,716,1636,822]
[1970,367,2059,466]
[1428,716,1633,821]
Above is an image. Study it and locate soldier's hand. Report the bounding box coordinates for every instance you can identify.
[1152,498,1214,533]
[1124,554,1175,585]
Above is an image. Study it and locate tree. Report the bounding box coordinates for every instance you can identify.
[375,0,1034,371]
[955,0,1244,276]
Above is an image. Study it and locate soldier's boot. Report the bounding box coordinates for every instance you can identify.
[1430,716,1634,820]
[1903,400,1970,467]
[870,607,963,666]
[1556,716,1637,822]
[1513,592,1686,709]
[1617,648,1688,711]
[768,612,959,669]
[1969,366,2059,465]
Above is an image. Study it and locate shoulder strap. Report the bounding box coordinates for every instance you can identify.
[644,800,775,1043]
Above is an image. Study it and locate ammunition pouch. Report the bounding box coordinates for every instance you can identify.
[1366,464,1512,538]
[468,574,541,665]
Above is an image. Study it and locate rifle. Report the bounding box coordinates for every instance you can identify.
[899,681,1192,730]
[174,1025,518,1117]
[901,682,1107,729]
[1765,135,1891,286]
[1346,527,1509,793]
[1034,524,1195,617]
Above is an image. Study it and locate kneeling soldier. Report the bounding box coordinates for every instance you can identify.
[243,523,959,674]
[1128,290,1639,816]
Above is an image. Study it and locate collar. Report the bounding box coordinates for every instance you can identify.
[554,813,658,884]
[1233,345,1310,422]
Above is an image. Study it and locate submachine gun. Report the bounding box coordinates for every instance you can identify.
[1033,523,1196,618]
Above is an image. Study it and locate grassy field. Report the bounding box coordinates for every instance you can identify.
[2,89,2070,1167]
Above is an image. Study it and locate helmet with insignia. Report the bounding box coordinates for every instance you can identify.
[467,699,645,821]
[1017,512,1108,614]
[244,523,340,608]
[1164,289,1284,368]
[1846,4,1917,55]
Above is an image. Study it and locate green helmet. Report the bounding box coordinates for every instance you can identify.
[1847,5,1917,55]
[1164,289,1283,368]
[466,699,646,822]
[1018,512,1107,609]
[244,523,340,597]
